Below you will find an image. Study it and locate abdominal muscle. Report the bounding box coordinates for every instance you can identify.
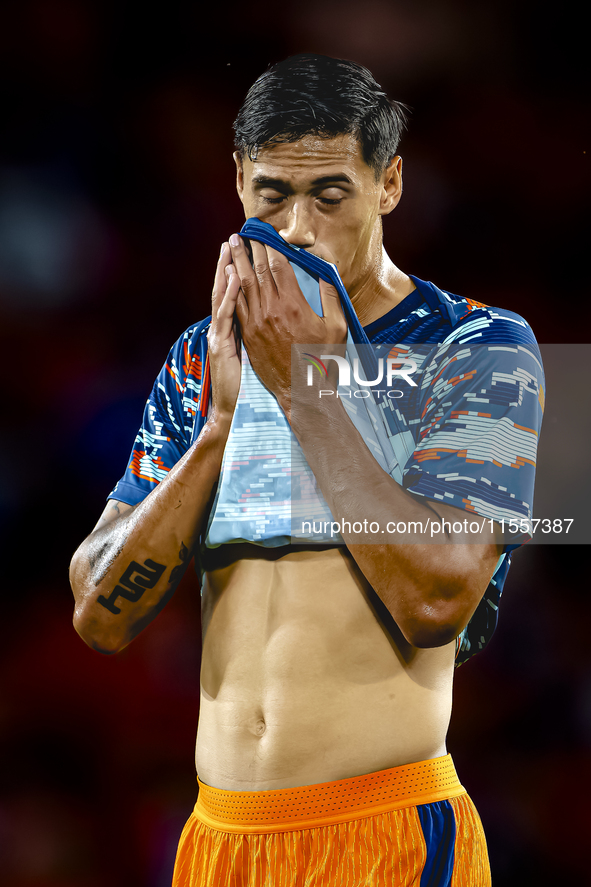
[196,544,456,792]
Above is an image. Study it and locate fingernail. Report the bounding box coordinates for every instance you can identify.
[229,234,240,247]
[219,243,226,257]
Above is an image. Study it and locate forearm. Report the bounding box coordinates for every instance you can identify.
[290,396,501,647]
[70,413,230,653]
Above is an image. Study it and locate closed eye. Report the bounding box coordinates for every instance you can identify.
[261,194,342,206]
[315,186,347,206]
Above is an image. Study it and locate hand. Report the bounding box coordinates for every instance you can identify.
[207,242,242,424]
[229,235,347,411]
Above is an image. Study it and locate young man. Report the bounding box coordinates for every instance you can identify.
[70,55,543,885]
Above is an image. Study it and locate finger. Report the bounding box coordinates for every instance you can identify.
[235,286,249,331]
[264,245,302,309]
[248,242,305,319]
[249,239,283,317]
[212,242,233,320]
[319,278,347,342]
[229,234,261,316]
[216,268,242,340]
[219,267,240,317]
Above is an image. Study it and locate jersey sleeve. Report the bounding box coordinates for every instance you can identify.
[402,338,545,546]
[108,319,210,506]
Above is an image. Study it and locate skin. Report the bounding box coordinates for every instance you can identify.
[70,132,502,791]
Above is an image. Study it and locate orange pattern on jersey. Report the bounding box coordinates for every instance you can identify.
[184,341,202,382]
[414,447,459,462]
[129,449,170,483]
[165,363,182,393]
[199,354,211,417]
[458,297,490,320]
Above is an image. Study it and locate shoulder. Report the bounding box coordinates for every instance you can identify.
[373,276,540,352]
[431,290,545,390]
[408,275,536,340]
[175,317,212,351]
[439,291,539,348]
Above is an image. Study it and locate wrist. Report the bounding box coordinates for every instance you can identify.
[197,407,233,453]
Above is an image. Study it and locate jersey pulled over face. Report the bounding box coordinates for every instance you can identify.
[234,133,402,297]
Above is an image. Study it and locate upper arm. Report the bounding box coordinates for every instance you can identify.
[106,322,210,508]
[397,339,542,648]
[425,498,505,600]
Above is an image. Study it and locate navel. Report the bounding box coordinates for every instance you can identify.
[247,713,267,737]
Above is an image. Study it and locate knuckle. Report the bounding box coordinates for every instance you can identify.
[241,270,257,289]
[253,261,270,278]
[268,258,283,274]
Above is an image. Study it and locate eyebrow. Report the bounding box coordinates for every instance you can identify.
[251,174,354,189]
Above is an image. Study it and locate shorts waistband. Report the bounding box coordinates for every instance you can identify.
[194,754,466,833]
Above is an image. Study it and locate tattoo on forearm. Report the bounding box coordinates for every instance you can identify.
[98,559,166,615]
[168,542,190,589]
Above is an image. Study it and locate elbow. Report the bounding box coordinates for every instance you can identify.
[70,547,128,655]
[400,597,469,649]
[394,561,488,648]
[404,618,461,649]
[72,604,128,656]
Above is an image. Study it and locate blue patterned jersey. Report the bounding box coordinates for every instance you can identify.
[109,277,544,666]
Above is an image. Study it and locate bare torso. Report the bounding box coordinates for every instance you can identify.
[197,544,455,791]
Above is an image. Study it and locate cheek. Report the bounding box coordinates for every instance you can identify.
[243,199,284,227]
[241,194,256,218]
[336,214,375,258]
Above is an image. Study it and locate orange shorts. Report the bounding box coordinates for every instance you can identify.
[172,755,491,886]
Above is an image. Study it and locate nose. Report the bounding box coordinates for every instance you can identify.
[278,202,315,249]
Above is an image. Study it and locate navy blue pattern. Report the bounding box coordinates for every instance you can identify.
[418,800,456,886]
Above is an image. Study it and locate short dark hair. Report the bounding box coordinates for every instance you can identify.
[233,54,408,177]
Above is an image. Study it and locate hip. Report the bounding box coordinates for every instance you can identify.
[173,755,491,887]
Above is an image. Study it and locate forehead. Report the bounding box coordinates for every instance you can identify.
[243,133,374,185]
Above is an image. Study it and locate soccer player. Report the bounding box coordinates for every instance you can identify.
[70,54,543,885]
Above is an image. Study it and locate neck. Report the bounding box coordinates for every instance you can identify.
[349,244,415,328]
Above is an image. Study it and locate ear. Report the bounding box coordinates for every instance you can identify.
[378,156,403,217]
[234,151,245,204]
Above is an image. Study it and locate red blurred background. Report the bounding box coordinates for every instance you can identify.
[0,1,589,884]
